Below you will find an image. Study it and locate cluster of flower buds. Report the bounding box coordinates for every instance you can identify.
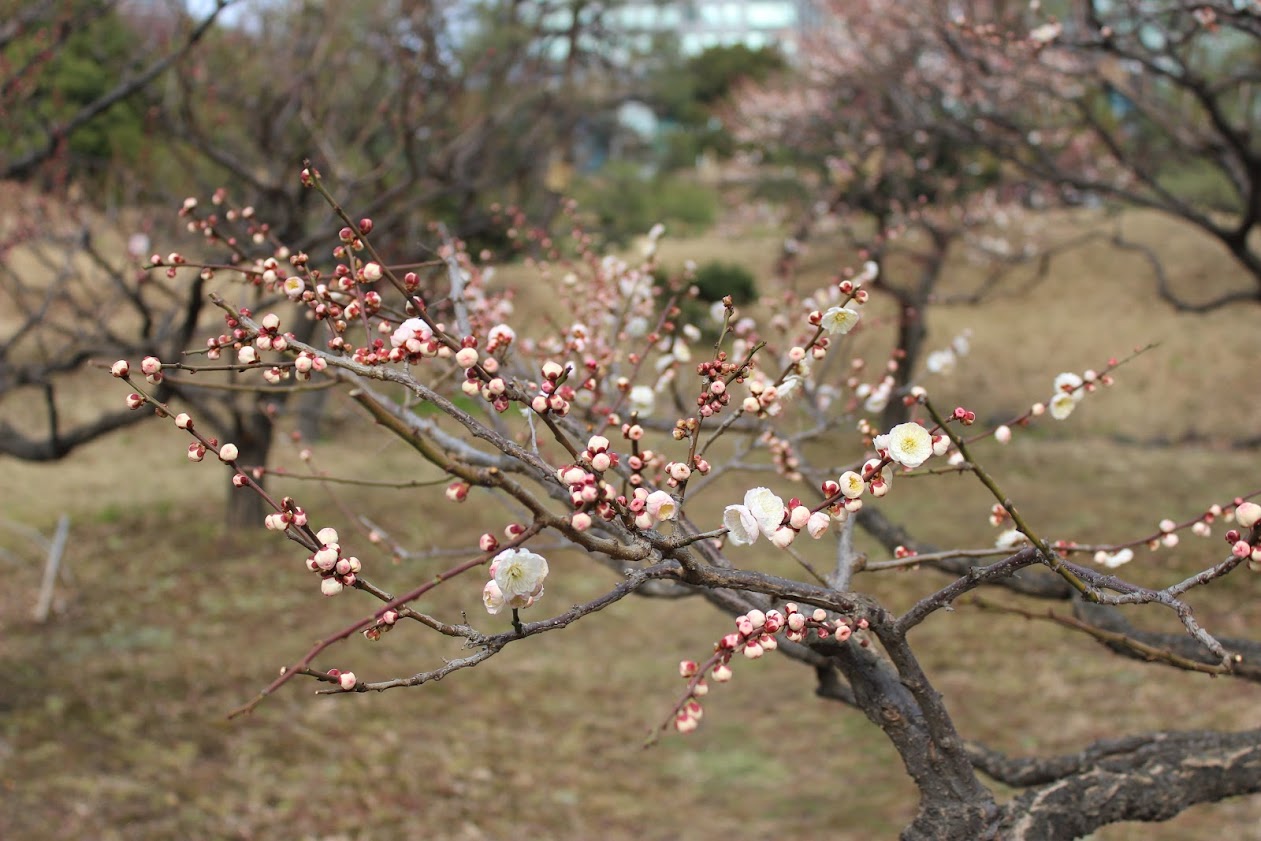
[695,355,741,418]
[621,446,659,488]
[389,317,442,362]
[292,350,327,381]
[300,527,361,596]
[139,356,164,385]
[263,497,309,532]
[674,604,861,733]
[531,361,573,416]
[1228,501,1261,570]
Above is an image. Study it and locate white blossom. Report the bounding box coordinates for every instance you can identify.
[820,304,862,335]
[1049,391,1077,420]
[995,529,1029,550]
[723,504,760,545]
[492,548,549,608]
[744,487,786,536]
[885,423,933,469]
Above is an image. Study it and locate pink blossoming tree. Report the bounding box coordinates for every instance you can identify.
[106,161,1261,839]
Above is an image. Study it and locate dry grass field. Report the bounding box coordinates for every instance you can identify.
[2,203,1261,840]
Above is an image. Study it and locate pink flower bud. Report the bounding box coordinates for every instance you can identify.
[111,360,130,377]
[712,663,733,682]
[745,609,766,630]
[994,425,1012,444]
[787,613,807,632]
[125,393,145,410]
[237,345,257,365]
[571,512,593,531]
[789,506,811,530]
[590,452,611,472]
[316,527,339,545]
[668,462,692,482]
[218,443,239,462]
[175,413,192,429]
[1235,502,1261,529]
[338,671,357,690]
[362,262,383,282]
[679,660,699,678]
[321,577,345,596]
[807,511,830,539]
[743,641,764,659]
[456,347,479,368]
[140,356,162,376]
[771,527,795,548]
[187,443,206,461]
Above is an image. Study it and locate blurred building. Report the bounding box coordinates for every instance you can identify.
[612,1,822,57]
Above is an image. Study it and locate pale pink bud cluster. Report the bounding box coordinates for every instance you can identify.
[530,361,573,416]
[263,497,308,532]
[583,435,617,473]
[1227,501,1261,571]
[302,527,361,596]
[138,356,163,384]
[674,604,857,734]
[389,317,441,362]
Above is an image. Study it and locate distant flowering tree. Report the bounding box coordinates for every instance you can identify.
[736,0,1261,312]
[104,164,1261,838]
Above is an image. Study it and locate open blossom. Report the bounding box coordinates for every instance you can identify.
[629,384,655,416]
[723,504,760,545]
[1094,548,1134,568]
[820,304,861,335]
[743,487,786,536]
[839,471,866,499]
[1050,371,1086,420]
[925,349,956,375]
[995,528,1029,550]
[492,548,548,608]
[1049,391,1077,420]
[882,423,933,469]
[645,489,677,522]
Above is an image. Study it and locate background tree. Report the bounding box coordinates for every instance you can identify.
[0,0,633,527]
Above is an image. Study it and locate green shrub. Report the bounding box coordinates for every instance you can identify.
[691,261,758,304]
